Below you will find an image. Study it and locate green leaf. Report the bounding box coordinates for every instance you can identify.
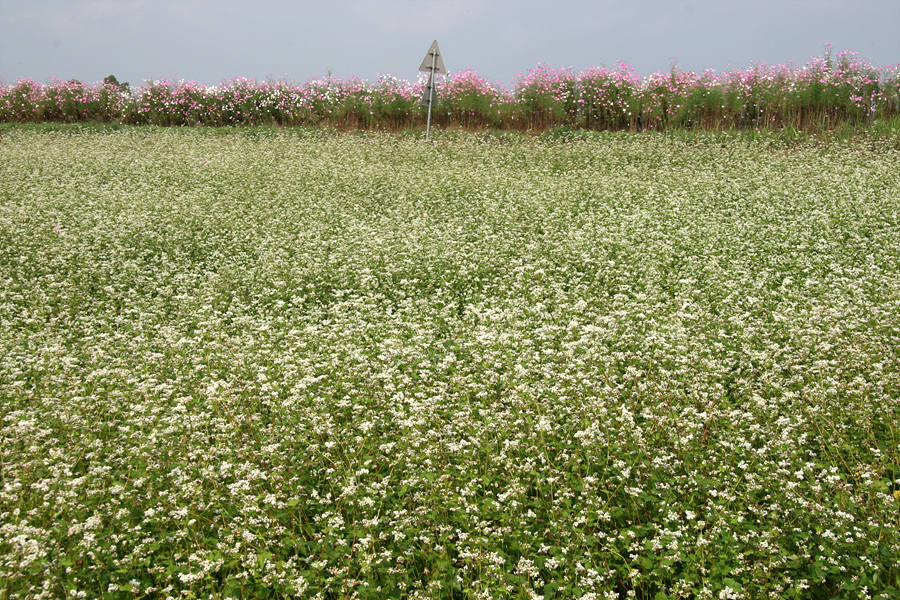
[843,579,859,591]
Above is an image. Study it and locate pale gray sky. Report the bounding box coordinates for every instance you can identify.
[1,0,898,88]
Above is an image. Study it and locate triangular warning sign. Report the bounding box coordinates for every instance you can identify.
[418,40,447,74]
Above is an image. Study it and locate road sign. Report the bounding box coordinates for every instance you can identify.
[419,40,446,74]
[418,40,445,140]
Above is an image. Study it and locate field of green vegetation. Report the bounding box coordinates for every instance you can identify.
[1,127,899,599]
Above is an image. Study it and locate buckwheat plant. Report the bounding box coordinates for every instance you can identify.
[1,129,898,599]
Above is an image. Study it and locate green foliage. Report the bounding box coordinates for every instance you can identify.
[103,74,130,93]
[2,52,899,135]
[1,131,899,598]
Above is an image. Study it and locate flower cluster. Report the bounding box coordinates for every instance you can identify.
[1,129,899,598]
[1,48,897,131]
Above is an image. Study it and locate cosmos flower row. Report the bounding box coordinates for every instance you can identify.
[0,48,896,130]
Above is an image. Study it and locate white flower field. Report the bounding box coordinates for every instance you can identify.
[1,128,899,599]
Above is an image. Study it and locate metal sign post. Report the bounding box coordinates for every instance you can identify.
[418,40,446,140]
[424,68,435,140]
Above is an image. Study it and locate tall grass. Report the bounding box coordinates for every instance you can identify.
[0,48,897,133]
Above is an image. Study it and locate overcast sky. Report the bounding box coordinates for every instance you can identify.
[1,0,898,89]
